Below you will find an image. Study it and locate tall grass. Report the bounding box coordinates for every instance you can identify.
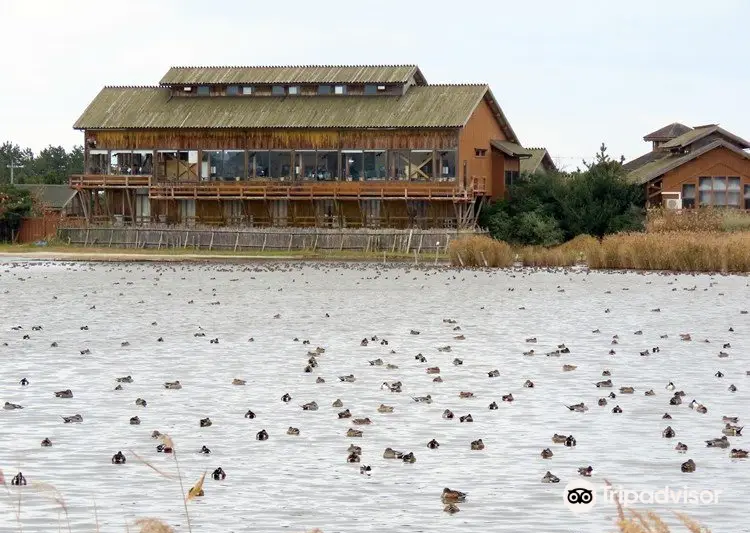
[647,208,750,233]
[449,233,750,272]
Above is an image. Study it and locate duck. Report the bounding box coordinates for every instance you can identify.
[433,376,443,383]
[199,417,212,427]
[438,346,452,353]
[612,405,623,413]
[114,385,123,391]
[130,416,141,425]
[444,503,460,514]
[662,426,675,438]
[565,436,577,447]
[598,398,607,406]
[730,449,749,458]
[729,384,737,393]
[722,424,743,436]
[339,374,356,383]
[360,465,372,476]
[502,394,514,403]
[382,381,402,393]
[352,417,372,425]
[595,379,613,388]
[442,409,455,420]
[301,401,319,411]
[11,472,27,486]
[565,402,588,412]
[681,459,696,473]
[426,367,441,375]
[402,452,416,463]
[525,337,537,343]
[523,350,535,356]
[608,392,616,399]
[470,439,485,450]
[256,429,269,441]
[675,442,688,452]
[377,404,394,413]
[20,378,29,386]
[459,391,474,399]
[156,444,173,454]
[4,402,24,410]
[452,358,463,366]
[427,439,440,449]
[706,436,729,448]
[369,358,384,366]
[670,394,683,406]
[578,466,593,477]
[200,445,212,454]
[164,381,181,390]
[347,428,363,438]
[244,410,256,419]
[316,377,325,383]
[488,401,499,410]
[62,414,83,423]
[645,389,655,396]
[715,371,724,378]
[383,447,403,459]
[281,393,292,402]
[541,448,554,459]
[487,369,500,378]
[619,386,635,394]
[542,471,560,483]
[441,487,467,503]
[348,445,362,455]
[151,430,162,439]
[111,451,126,464]
[415,354,427,363]
[723,416,739,423]
[412,395,432,403]
[338,409,352,419]
[41,438,52,447]
[212,467,226,480]
[332,399,344,408]
[563,364,577,372]
[410,329,420,335]
[552,434,568,444]
[602,370,611,376]
[232,378,246,386]
[663,413,672,419]
[524,380,535,388]
[459,414,473,423]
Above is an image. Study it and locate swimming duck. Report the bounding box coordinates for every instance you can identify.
[663,413,672,419]
[151,430,162,439]
[681,459,696,472]
[369,358,384,366]
[130,416,141,425]
[156,444,173,454]
[347,451,361,463]
[502,394,514,403]
[412,395,432,404]
[722,424,743,436]
[718,351,729,358]
[433,376,443,383]
[348,445,362,455]
[11,472,27,486]
[565,436,577,447]
[524,380,535,388]
[135,398,147,407]
[459,391,474,399]
[723,416,739,423]
[715,371,724,378]
[489,401,499,410]
[352,417,372,425]
[444,504,461,514]
[662,426,675,438]
[595,379,613,388]
[332,399,344,408]
[112,451,126,464]
[347,428,363,438]
[729,384,737,392]
[441,487,467,503]
[338,409,352,419]
[383,447,404,459]
[427,439,440,449]
[339,375,356,383]
[4,402,24,410]
[459,414,473,423]
[598,398,607,406]
[200,445,212,454]
[307,357,318,367]
[212,467,226,480]
[578,466,593,477]
[360,465,372,476]
[360,339,369,346]
[602,370,611,376]
[730,449,749,458]
[200,417,212,427]
[232,378,246,386]
[680,334,692,341]
[487,369,500,378]
[410,329,420,335]
[608,392,616,399]
[426,367,441,374]
[41,438,52,447]
[316,377,325,383]
[303,365,314,373]
[20,378,29,386]
[523,350,535,356]
[675,442,688,452]
[415,354,427,363]
[164,381,182,390]
[470,439,485,450]
[619,386,635,394]
[377,404,394,413]
[452,358,463,366]
[442,409,455,419]
[526,337,537,343]
[552,434,568,444]
[301,401,319,411]
[542,471,560,483]
[402,452,416,463]
[541,448,553,459]
[562,365,577,372]
[612,405,622,413]
[706,436,729,448]
[114,385,123,391]
[244,410,256,419]
[558,345,570,354]
[256,429,269,441]
[62,414,83,423]
[565,403,588,412]
[438,346,452,353]
[281,393,292,402]
[670,394,683,406]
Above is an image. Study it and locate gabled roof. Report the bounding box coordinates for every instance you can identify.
[643,122,692,142]
[490,140,532,158]
[661,125,750,150]
[15,184,76,210]
[159,64,427,86]
[520,147,557,174]
[74,84,519,138]
[626,140,750,185]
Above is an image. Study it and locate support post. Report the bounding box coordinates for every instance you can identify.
[209,231,215,251]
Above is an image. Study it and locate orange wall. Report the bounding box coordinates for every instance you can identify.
[661,146,750,204]
[458,97,508,197]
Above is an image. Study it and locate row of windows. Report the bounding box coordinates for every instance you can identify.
[188,84,388,96]
[681,177,747,208]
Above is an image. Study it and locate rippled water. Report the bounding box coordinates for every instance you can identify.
[1,261,749,533]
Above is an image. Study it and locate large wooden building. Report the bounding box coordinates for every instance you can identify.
[70,64,532,228]
[624,123,750,209]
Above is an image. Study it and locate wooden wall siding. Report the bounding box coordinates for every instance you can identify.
[87,128,459,151]
[491,150,505,198]
[458,98,508,197]
[660,146,750,193]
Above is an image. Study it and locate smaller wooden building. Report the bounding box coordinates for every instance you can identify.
[624,123,750,209]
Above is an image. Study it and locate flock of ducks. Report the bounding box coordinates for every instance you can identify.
[1,261,749,521]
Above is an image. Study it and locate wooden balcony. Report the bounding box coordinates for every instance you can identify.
[70,175,150,188]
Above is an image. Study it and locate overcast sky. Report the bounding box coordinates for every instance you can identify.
[1,0,748,168]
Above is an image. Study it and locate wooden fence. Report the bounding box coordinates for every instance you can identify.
[7,216,85,244]
[57,226,481,253]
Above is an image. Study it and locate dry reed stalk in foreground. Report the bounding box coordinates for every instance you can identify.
[134,518,176,533]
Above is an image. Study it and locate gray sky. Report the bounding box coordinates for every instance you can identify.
[1,0,748,168]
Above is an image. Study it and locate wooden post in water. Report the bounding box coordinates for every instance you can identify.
[133,229,138,248]
[480,251,488,267]
[157,231,163,250]
[84,228,90,246]
[234,231,240,252]
[405,229,413,253]
[209,231,215,251]
[262,233,267,252]
[457,253,464,267]
[288,234,293,252]
[434,241,440,265]
[414,249,418,265]
[108,229,114,248]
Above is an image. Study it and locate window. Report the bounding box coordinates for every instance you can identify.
[713,176,727,206]
[364,85,377,95]
[363,151,387,180]
[682,184,696,209]
[745,185,750,210]
[182,86,192,92]
[505,170,520,188]
[201,151,222,180]
[226,85,239,96]
[248,151,269,179]
[318,85,332,95]
[408,150,434,181]
[272,86,285,96]
[377,85,386,92]
[390,150,409,180]
[728,177,741,207]
[315,151,338,181]
[698,177,711,206]
[242,86,253,95]
[437,151,456,180]
[196,86,210,96]
[221,150,245,181]
[288,86,300,96]
[295,151,316,179]
[334,85,346,95]
[342,150,363,180]
[697,176,742,206]
[269,151,292,179]
[474,148,487,157]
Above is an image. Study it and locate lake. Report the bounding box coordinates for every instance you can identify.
[1,261,748,533]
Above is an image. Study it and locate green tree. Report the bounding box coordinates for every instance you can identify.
[0,185,33,240]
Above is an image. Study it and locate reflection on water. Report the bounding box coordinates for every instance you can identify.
[0,261,748,532]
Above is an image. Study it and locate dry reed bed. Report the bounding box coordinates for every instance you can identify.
[647,208,750,233]
[449,233,750,272]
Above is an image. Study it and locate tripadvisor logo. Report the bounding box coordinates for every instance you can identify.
[564,480,596,514]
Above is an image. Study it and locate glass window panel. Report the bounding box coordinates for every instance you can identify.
[269,151,292,180]
[242,86,253,95]
[176,151,198,181]
[341,151,363,180]
[363,151,387,180]
[226,86,239,96]
[156,150,179,181]
[221,150,245,181]
[318,85,332,95]
[288,86,300,96]
[132,151,152,175]
[437,150,456,181]
[334,85,346,95]
[197,86,210,96]
[698,177,711,206]
[315,151,338,181]
[408,150,434,181]
[745,186,750,209]
[87,150,109,174]
[249,151,269,179]
[713,177,727,206]
[272,86,285,96]
[364,85,377,95]
[201,151,222,181]
[389,150,409,180]
[728,177,740,207]
[295,151,316,180]
[111,151,132,174]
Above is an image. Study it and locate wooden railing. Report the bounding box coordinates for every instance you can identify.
[70,175,150,188]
